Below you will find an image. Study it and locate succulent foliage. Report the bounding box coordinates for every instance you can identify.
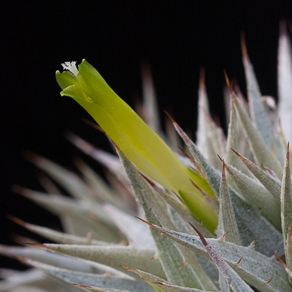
[2,25,292,292]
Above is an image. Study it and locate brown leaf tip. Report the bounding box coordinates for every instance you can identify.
[135,216,153,227]
[199,67,205,89]
[179,261,187,268]
[7,215,26,227]
[11,185,29,197]
[120,265,134,272]
[231,148,244,160]
[177,146,191,159]
[156,233,164,239]
[164,110,176,124]
[280,20,287,36]
[25,243,47,249]
[241,32,248,59]
[189,222,208,247]
[287,142,290,160]
[236,256,243,265]
[265,276,274,285]
[249,235,260,248]
[222,159,226,176]
[139,172,155,187]
[82,118,104,132]
[224,70,233,94]
[73,284,91,288]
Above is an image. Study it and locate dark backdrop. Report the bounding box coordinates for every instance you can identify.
[1,0,291,269]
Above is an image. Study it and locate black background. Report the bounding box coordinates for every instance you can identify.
[1,0,291,269]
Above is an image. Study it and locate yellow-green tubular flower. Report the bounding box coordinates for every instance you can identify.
[56,60,218,231]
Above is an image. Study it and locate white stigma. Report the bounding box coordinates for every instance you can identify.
[61,61,79,77]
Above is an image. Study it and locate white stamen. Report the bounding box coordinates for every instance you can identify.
[61,61,79,77]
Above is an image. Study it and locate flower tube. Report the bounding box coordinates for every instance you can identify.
[56,60,218,231]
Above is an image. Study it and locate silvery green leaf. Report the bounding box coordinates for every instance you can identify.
[280,145,292,275]
[171,120,221,198]
[13,186,121,243]
[141,63,161,135]
[230,150,281,199]
[219,272,230,292]
[67,133,127,181]
[205,116,226,171]
[143,222,290,292]
[217,163,240,245]
[165,117,182,151]
[0,245,128,277]
[104,204,155,250]
[0,269,57,292]
[230,191,284,256]
[117,149,217,291]
[153,282,215,292]
[224,162,281,230]
[141,179,213,238]
[26,153,96,201]
[196,69,212,160]
[122,267,214,292]
[73,158,130,213]
[75,287,130,292]
[241,36,276,152]
[278,22,292,144]
[20,258,153,292]
[232,92,282,179]
[34,244,164,280]
[191,225,253,292]
[9,217,111,245]
[225,100,252,180]
[170,120,283,254]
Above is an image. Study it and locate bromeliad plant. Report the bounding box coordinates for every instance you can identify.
[1,26,292,292]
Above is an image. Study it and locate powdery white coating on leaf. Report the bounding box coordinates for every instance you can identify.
[37,244,164,280]
[24,258,153,292]
[141,63,161,135]
[225,162,281,230]
[196,71,211,160]
[11,218,113,246]
[143,223,290,292]
[104,204,156,250]
[67,133,128,182]
[217,165,240,244]
[28,154,98,201]
[0,269,57,292]
[202,240,253,292]
[225,101,253,180]
[232,151,281,199]
[280,147,292,276]
[74,158,131,214]
[117,149,217,291]
[278,25,292,144]
[232,94,283,179]
[146,181,214,238]
[0,245,129,278]
[20,188,121,242]
[172,121,283,254]
[242,42,278,158]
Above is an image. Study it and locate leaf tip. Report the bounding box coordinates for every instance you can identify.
[241,32,248,59]
[7,215,26,227]
[223,70,233,94]
[236,256,243,265]
[199,67,205,89]
[189,222,208,246]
